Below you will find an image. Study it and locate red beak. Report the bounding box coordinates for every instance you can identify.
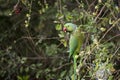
[63,27,67,32]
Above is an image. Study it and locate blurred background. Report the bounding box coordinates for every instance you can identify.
[0,0,120,80]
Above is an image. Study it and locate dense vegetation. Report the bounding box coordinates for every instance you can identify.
[0,0,120,80]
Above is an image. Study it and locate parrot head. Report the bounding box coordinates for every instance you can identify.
[63,23,77,32]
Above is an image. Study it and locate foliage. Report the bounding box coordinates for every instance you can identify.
[0,0,120,80]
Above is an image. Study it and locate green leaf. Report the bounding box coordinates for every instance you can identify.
[60,39,67,47]
[17,76,23,80]
[56,24,62,30]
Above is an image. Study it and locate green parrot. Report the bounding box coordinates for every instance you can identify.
[63,23,84,79]
[63,23,84,58]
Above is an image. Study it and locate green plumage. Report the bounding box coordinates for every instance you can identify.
[69,28,84,58]
[64,23,84,79]
[64,23,84,58]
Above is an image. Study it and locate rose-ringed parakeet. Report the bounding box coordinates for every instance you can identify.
[63,23,84,79]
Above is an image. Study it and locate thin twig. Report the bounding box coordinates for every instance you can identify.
[16,37,60,42]
[94,5,106,22]
[113,46,120,57]
[96,9,109,23]
[104,34,120,43]
[99,18,120,42]
[53,62,72,72]
[109,8,117,20]
[75,0,81,5]
[109,46,120,61]
[87,0,96,11]
[85,0,89,7]
[27,56,68,60]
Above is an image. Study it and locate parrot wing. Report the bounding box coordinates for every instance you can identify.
[69,29,84,58]
[69,34,78,58]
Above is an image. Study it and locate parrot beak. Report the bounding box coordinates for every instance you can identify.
[63,27,67,32]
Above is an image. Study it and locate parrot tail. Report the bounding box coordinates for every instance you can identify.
[73,56,77,80]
